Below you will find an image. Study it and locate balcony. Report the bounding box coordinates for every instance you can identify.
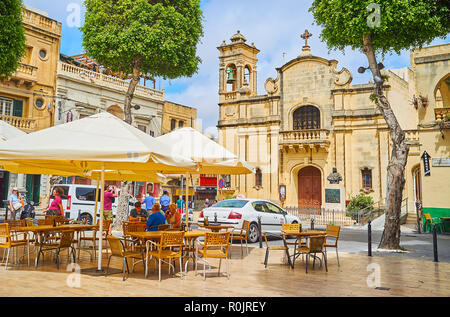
[0,115,36,133]
[10,63,38,87]
[22,8,61,35]
[58,62,164,101]
[279,129,330,152]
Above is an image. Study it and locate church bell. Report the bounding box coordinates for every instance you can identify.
[226,68,236,84]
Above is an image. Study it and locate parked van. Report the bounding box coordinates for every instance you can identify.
[48,184,136,225]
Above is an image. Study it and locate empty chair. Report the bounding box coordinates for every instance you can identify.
[262,231,291,268]
[324,225,341,266]
[195,232,231,280]
[146,231,185,282]
[230,220,250,258]
[106,236,145,281]
[296,235,327,273]
[0,223,29,270]
[35,230,76,269]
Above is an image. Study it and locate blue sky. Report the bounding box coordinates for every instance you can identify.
[23,0,449,137]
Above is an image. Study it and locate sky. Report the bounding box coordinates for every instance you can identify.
[23,0,449,137]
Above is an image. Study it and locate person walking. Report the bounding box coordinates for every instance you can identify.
[176,195,185,214]
[44,187,64,217]
[142,188,156,211]
[160,189,171,214]
[103,185,118,235]
[9,187,23,220]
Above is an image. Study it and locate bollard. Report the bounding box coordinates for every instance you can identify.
[258,216,262,249]
[368,219,372,257]
[311,218,315,230]
[433,224,439,263]
[5,206,8,221]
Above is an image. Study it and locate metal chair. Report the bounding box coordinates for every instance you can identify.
[230,220,250,258]
[262,231,290,268]
[296,235,327,273]
[146,231,185,282]
[0,223,29,270]
[324,225,341,266]
[195,232,231,280]
[79,219,111,259]
[35,230,76,269]
[424,214,444,233]
[106,236,145,281]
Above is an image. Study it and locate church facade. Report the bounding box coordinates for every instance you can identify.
[217,31,450,224]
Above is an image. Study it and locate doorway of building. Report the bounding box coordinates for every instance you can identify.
[26,174,41,205]
[0,171,10,208]
[297,166,322,208]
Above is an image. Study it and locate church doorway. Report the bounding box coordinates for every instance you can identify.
[297,166,322,208]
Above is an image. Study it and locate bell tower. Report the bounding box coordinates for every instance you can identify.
[218,31,260,101]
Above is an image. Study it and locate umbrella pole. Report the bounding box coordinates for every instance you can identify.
[185,173,189,229]
[97,163,105,271]
[93,177,100,225]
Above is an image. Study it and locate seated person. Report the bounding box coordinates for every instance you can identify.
[165,203,181,228]
[145,203,166,232]
[129,201,148,221]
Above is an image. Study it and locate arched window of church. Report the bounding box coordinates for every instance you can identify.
[226,64,237,92]
[293,106,320,130]
[244,66,251,85]
[255,168,262,187]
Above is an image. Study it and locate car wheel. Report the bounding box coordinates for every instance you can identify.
[80,213,93,225]
[247,222,259,244]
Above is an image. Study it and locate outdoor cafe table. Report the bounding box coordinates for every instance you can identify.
[11,224,98,267]
[197,224,235,232]
[127,230,208,277]
[280,229,326,269]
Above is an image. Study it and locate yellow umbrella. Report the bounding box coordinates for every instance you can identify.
[0,112,195,270]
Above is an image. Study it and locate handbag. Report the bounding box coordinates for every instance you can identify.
[13,202,22,211]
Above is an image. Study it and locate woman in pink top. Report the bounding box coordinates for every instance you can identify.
[45,187,64,216]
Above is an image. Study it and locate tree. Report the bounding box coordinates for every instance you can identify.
[81,0,203,230]
[0,0,26,78]
[310,0,449,249]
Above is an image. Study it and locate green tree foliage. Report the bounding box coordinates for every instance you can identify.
[310,0,449,249]
[81,0,203,81]
[347,194,374,212]
[0,0,26,78]
[309,0,449,55]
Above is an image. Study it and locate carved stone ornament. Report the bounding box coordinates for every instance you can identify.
[327,167,343,184]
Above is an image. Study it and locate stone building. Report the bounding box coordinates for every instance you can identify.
[0,5,61,206]
[217,31,449,224]
[161,101,197,135]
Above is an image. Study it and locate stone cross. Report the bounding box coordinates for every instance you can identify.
[301,29,312,47]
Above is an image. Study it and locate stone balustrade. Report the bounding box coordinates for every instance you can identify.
[280,129,330,143]
[435,107,450,121]
[22,8,61,34]
[59,62,165,101]
[0,115,36,132]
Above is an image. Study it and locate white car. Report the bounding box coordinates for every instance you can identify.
[198,199,300,243]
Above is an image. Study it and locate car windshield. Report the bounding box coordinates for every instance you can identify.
[213,200,249,208]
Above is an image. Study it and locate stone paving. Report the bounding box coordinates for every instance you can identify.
[1,240,449,297]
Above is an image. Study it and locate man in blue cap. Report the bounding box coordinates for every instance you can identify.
[160,189,171,213]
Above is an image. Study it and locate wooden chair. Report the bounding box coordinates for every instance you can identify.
[262,231,291,268]
[230,220,250,258]
[296,235,327,273]
[38,218,52,226]
[195,232,231,280]
[424,214,444,233]
[106,236,146,281]
[324,225,341,266]
[146,231,185,282]
[35,230,76,269]
[0,223,29,270]
[158,224,170,231]
[123,222,147,251]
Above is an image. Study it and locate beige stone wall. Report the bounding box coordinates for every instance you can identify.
[161,101,197,135]
[0,7,61,132]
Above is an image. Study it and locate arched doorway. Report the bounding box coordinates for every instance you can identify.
[297,166,322,208]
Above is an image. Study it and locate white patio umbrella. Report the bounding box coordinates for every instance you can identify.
[0,120,26,141]
[0,112,196,270]
[157,127,255,227]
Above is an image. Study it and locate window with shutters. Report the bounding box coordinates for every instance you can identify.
[362,168,372,190]
[293,106,320,130]
[171,119,176,131]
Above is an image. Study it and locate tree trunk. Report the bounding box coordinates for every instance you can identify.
[362,34,410,250]
[113,60,141,231]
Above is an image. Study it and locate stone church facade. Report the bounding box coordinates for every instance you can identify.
[217,31,449,222]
